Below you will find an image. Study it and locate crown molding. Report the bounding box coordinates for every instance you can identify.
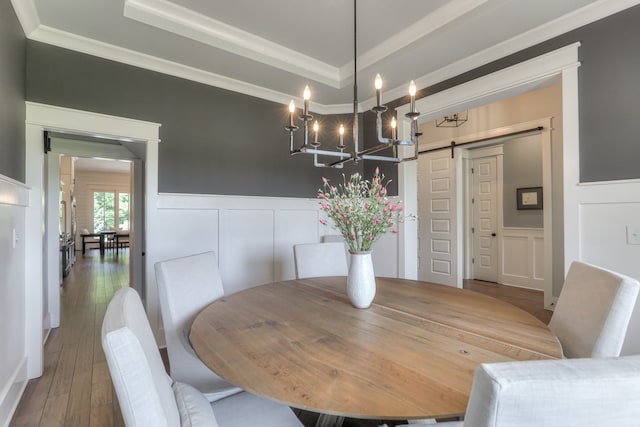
[123,0,341,88]
[360,0,640,110]
[339,0,488,81]
[398,43,581,121]
[27,26,352,115]
[10,0,40,36]
[124,0,487,90]
[14,0,640,115]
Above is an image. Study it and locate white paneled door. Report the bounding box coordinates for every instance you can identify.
[472,156,498,282]
[418,150,458,286]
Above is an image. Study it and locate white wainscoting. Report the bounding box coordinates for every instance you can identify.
[570,179,640,355]
[499,227,544,291]
[0,174,29,427]
[150,192,399,344]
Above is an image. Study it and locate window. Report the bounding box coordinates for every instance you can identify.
[118,193,130,230]
[94,191,129,232]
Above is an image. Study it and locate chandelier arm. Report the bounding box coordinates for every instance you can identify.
[302,113,313,148]
[314,152,345,168]
[289,130,295,152]
[361,154,401,162]
[327,154,356,168]
[375,113,416,146]
[300,147,350,158]
[375,111,394,145]
[358,143,394,157]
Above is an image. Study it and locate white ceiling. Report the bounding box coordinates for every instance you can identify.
[12,0,640,112]
[74,158,131,174]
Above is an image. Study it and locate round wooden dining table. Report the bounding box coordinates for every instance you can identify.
[190,277,562,421]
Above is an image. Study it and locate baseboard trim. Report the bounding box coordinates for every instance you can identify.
[499,280,544,292]
[0,358,28,427]
[43,327,51,345]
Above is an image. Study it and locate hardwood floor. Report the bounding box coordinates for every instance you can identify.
[10,251,551,427]
[463,279,552,324]
[11,249,128,427]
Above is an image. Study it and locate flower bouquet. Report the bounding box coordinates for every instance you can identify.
[317,168,410,308]
[318,167,407,253]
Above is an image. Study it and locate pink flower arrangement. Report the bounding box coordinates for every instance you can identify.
[318,167,410,252]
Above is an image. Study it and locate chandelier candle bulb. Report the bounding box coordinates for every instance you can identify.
[314,121,319,144]
[303,85,310,116]
[391,116,397,140]
[375,74,382,107]
[288,100,295,127]
[409,80,417,114]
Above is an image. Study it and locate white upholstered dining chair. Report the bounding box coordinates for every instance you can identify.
[293,242,348,279]
[549,261,639,358]
[102,287,304,427]
[155,251,241,401]
[397,355,640,427]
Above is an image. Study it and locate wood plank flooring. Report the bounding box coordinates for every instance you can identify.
[10,251,551,427]
[463,279,552,324]
[11,249,128,427]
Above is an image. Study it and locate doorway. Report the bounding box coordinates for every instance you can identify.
[462,131,547,292]
[396,43,579,312]
[44,133,145,333]
[469,148,501,283]
[417,114,554,304]
[24,102,160,379]
[59,155,134,277]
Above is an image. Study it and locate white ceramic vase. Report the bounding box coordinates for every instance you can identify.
[347,251,376,308]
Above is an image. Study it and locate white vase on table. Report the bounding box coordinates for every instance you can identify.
[347,251,376,308]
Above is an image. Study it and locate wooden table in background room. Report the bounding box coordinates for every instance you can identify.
[190,277,562,422]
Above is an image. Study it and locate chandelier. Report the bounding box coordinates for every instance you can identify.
[285,0,421,168]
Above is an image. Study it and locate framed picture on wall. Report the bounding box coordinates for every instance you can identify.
[517,187,543,210]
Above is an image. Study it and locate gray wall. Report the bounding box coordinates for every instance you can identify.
[22,3,640,195]
[502,135,543,228]
[411,4,640,183]
[0,3,26,183]
[516,5,640,182]
[26,42,361,198]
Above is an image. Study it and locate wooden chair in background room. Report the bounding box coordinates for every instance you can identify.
[549,261,640,358]
[155,251,242,402]
[115,232,130,254]
[101,229,117,251]
[293,242,349,279]
[102,287,304,427]
[397,356,640,427]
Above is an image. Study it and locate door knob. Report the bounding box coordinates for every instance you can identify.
[491,233,496,237]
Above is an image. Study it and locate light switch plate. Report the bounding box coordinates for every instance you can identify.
[627,225,640,245]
